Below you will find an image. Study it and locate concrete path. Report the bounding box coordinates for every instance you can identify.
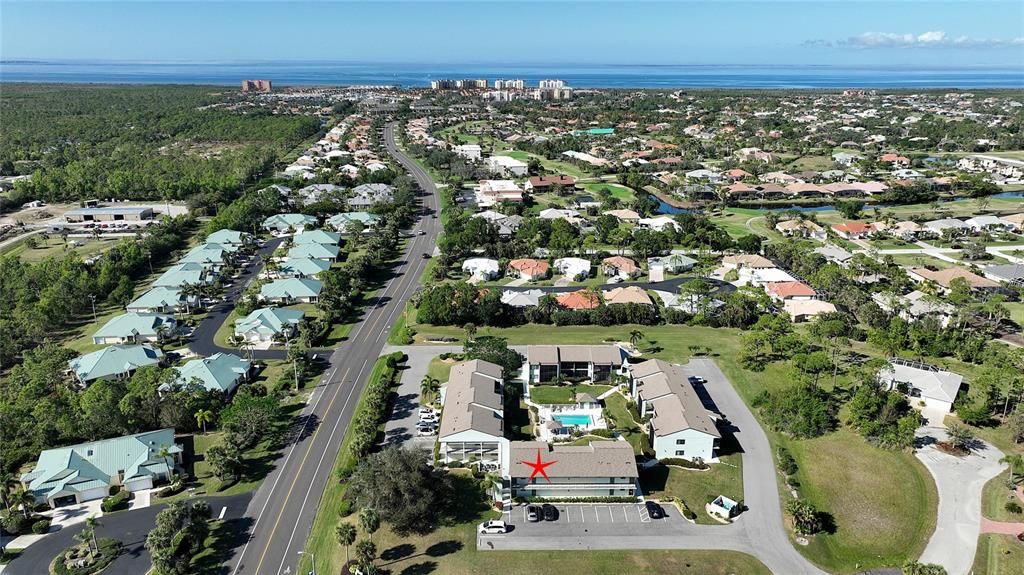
[914,426,1007,575]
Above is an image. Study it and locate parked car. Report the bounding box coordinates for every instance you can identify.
[416,427,436,437]
[415,420,435,430]
[478,520,508,534]
[419,407,436,416]
[419,412,439,422]
[645,501,666,519]
[526,505,541,522]
[542,503,559,521]
[607,275,624,284]
[688,376,706,384]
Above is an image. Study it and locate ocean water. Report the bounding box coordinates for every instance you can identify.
[1,61,1022,88]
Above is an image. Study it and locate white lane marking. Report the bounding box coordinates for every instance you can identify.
[274,358,371,575]
[579,506,585,523]
[563,506,570,523]
[622,505,629,522]
[593,505,600,523]
[218,506,227,520]
[607,506,614,522]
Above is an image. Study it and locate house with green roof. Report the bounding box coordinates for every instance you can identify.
[153,262,213,288]
[179,244,231,271]
[235,307,305,344]
[327,212,380,233]
[20,429,181,507]
[262,213,317,236]
[259,278,323,304]
[68,344,164,385]
[206,229,255,247]
[93,312,178,345]
[286,243,340,262]
[127,286,197,314]
[274,257,330,279]
[172,353,253,395]
[293,229,341,246]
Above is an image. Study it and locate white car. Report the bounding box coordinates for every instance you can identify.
[419,412,439,423]
[416,427,436,437]
[419,407,436,416]
[478,520,508,534]
[607,275,624,284]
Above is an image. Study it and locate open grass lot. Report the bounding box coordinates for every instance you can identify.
[884,253,957,269]
[0,234,123,262]
[498,148,590,179]
[408,323,938,571]
[787,155,836,172]
[427,355,456,383]
[972,534,1024,575]
[528,383,611,404]
[581,182,637,202]
[785,429,938,573]
[982,471,1024,522]
[641,452,744,525]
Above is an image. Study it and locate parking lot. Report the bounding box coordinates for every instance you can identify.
[494,503,694,537]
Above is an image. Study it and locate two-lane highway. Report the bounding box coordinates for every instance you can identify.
[228,122,440,575]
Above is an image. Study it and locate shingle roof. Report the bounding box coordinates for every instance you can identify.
[508,441,637,479]
[527,345,624,366]
[630,359,720,438]
[439,360,505,439]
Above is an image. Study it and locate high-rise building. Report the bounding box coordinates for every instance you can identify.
[241,79,272,92]
[538,79,566,90]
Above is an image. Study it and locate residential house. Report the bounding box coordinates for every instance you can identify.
[327,212,380,233]
[348,183,394,208]
[262,213,318,236]
[764,281,816,302]
[722,254,775,270]
[259,278,323,304]
[506,441,637,499]
[556,289,600,310]
[553,257,592,281]
[206,229,255,248]
[179,244,231,272]
[785,183,828,199]
[461,258,501,281]
[908,267,999,292]
[293,229,342,246]
[637,216,680,232]
[287,243,340,262]
[172,353,253,395]
[234,307,305,344]
[813,244,854,267]
[153,262,212,289]
[602,286,653,306]
[998,213,1024,231]
[886,221,924,239]
[879,153,910,167]
[92,313,178,345]
[603,209,641,223]
[525,175,577,192]
[627,359,720,462]
[602,256,641,279]
[274,257,330,279]
[923,218,971,236]
[783,299,837,322]
[652,290,724,314]
[453,144,482,160]
[484,155,528,177]
[872,290,955,328]
[524,345,625,383]
[982,263,1024,286]
[295,184,345,206]
[475,180,524,207]
[507,258,550,281]
[742,267,797,287]
[964,215,1009,233]
[878,360,963,413]
[68,344,164,385]
[831,221,875,239]
[760,171,799,185]
[127,287,197,314]
[776,219,826,240]
[20,429,182,507]
[648,254,697,273]
[438,360,508,467]
[500,289,545,308]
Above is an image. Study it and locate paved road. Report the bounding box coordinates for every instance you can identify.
[4,493,252,575]
[226,122,441,575]
[915,426,1006,575]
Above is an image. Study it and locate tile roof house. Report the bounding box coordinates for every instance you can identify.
[500,289,545,308]
[235,307,305,344]
[556,289,601,310]
[908,267,999,291]
[602,286,654,306]
[783,299,837,322]
[507,441,637,500]
[259,278,323,303]
[627,359,720,462]
[776,219,826,240]
[172,353,253,395]
[438,360,507,467]
[764,281,816,301]
[20,429,182,507]
[92,312,178,345]
[553,257,592,281]
[603,209,641,223]
[831,221,875,239]
[507,258,551,281]
[68,344,164,385]
[602,256,641,278]
[525,175,577,192]
[878,360,963,413]
[998,213,1024,230]
[461,258,501,281]
[722,254,775,270]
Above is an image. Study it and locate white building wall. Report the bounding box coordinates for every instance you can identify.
[653,429,717,462]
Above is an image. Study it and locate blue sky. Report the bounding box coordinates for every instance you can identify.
[2,1,1023,66]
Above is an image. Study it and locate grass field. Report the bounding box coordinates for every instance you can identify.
[972,534,1024,575]
[982,471,1024,522]
[641,453,744,525]
[0,234,121,262]
[784,429,938,573]
[582,182,637,202]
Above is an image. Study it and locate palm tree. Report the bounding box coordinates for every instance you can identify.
[463,322,477,342]
[354,539,377,572]
[358,508,380,543]
[628,330,643,348]
[84,515,101,554]
[335,523,357,566]
[157,445,174,478]
[12,485,34,519]
[1001,454,1024,487]
[420,376,440,403]
[195,409,213,434]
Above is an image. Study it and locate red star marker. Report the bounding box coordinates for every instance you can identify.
[520,448,557,482]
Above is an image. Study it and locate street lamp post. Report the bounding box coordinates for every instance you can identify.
[88,294,97,321]
[297,550,316,575]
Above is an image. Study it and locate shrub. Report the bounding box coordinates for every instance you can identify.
[777,447,798,476]
[338,498,353,517]
[101,490,130,513]
[660,458,709,470]
[1006,501,1023,514]
[31,518,51,534]
[589,429,616,438]
[2,511,31,535]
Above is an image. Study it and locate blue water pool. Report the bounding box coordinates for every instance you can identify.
[554,414,592,426]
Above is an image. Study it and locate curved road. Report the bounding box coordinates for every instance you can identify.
[225,122,440,575]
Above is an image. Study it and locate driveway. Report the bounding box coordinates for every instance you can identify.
[914,426,1006,575]
[381,345,460,450]
[3,493,252,575]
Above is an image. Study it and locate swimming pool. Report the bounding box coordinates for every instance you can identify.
[554,414,592,427]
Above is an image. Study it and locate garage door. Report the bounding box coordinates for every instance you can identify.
[124,477,153,492]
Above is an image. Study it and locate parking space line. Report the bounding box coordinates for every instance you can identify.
[580,506,585,523]
[622,505,629,522]
[593,505,600,522]
[607,506,614,522]
[563,507,570,523]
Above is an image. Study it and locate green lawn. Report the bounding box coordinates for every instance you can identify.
[1006,302,1024,328]
[582,182,637,202]
[972,534,1024,575]
[884,253,957,270]
[982,470,1024,522]
[528,383,611,404]
[641,453,744,524]
[602,391,647,453]
[428,355,457,383]
[784,429,938,573]
[0,234,121,263]
[787,155,836,172]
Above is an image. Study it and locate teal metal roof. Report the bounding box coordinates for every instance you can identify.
[127,286,189,310]
[206,229,252,245]
[173,352,251,394]
[93,312,176,340]
[277,257,330,278]
[180,245,228,265]
[327,212,379,230]
[259,278,323,300]
[263,213,317,230]
[287,243,339,261]
[235,307,305,337]
[68,344,163,382]
[20,429,178,501]
[153,262,208,288]
[293,230,341,246]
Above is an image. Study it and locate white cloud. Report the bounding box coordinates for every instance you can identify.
[805,31,1024,49]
